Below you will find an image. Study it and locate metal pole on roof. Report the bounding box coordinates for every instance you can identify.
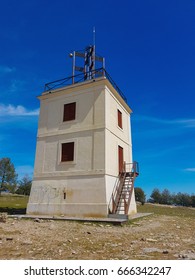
[72,51,75,84]
[93,27,96,74]
[103,57,105,76]
[69,51,75,84]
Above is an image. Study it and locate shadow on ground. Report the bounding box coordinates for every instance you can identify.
[0,207,26,215]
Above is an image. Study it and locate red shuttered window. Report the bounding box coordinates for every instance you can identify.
[118,109,123,129]
[61,142,74,162]
[63,102,76,122]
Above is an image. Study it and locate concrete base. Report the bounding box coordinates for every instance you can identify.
[27,174,137,218]
[27,203,108,218]
[9,213,153,225]
[108,214,128,219]
[27,175,108,218]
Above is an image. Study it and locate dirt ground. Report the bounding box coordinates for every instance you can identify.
[0,213,194,260]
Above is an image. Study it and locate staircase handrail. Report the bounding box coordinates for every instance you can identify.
[109,161,139,215]
[108,161,126,214]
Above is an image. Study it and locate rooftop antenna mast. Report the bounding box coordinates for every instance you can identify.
[69,28,105,84]
[93,26,96,46]
[93,26,96,73]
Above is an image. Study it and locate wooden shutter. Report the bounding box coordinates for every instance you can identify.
[61,142,74,162]
[118,146,124,174]
[118,109,122,129]
[63,102,76,121]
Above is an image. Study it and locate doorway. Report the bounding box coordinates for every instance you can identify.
[118,145,124,174]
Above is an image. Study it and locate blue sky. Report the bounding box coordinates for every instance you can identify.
[0,0,194,197]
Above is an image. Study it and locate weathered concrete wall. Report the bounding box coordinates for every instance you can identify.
[27,175,108,217]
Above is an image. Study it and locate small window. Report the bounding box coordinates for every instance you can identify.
[118,109,123,129]
[63,102,76,122]
[61,142,74,162]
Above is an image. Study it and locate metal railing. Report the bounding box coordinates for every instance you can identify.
[44,67,127,103]
[124,161,139,175]
[109,161,139,214]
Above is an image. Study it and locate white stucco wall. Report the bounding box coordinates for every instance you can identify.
[104,85,132,176]
[34,130,105,177]
[38,81,106,136]
[27,77,136,217]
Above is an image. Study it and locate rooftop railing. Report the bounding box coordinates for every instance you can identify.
[44,67,127,103]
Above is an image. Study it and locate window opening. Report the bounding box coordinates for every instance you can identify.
[61,142,74,162]
[63,102,76,122]
[118,109,123,129]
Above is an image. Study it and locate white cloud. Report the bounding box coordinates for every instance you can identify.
[133,115,195,127]
[8,79,26,93]
[0,104,39,116]
[174,119,195,127]
[0,65,15,74]
[184,168,195,172]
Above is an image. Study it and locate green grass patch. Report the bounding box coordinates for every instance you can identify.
[137,203,195,218]
[0,195,29,214]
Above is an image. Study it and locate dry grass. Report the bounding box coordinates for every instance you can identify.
[0,200,194,260]
[137,203,195,218]
[0,195,28,214]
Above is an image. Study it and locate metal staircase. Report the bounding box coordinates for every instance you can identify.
[109,161,139,217]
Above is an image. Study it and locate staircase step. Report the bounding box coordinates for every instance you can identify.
[111,170,136,215]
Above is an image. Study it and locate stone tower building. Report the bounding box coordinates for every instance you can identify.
[27,46,139,219]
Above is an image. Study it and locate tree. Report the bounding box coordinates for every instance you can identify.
[150,188,161,203]
[191,195,195,207]
[174,192,191,207]
[0,158,17,194]
[134,187,146,205]
[16,175,32,196]
[161,188,172,205]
